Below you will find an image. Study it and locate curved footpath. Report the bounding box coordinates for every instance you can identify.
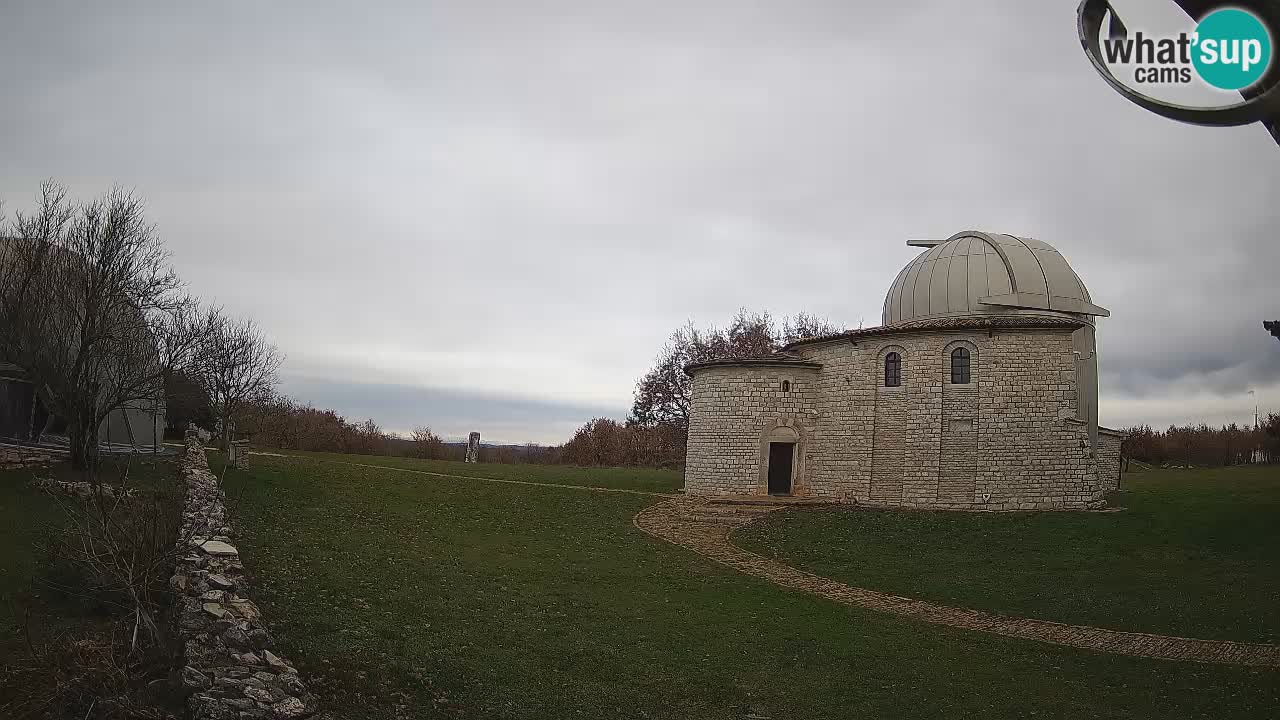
[633,497,1280,669]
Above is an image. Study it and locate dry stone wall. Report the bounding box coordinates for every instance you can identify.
[0,444,63,469]
[685,327,1111,510]
[170,434,322,720]
[33,477,135,498]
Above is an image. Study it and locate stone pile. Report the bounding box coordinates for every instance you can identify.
[170,433,321,720]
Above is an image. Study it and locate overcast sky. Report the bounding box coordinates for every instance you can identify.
[2,0,1277,443]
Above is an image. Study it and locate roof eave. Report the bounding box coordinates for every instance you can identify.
[683,358,823,377]
[782,316,1088,352]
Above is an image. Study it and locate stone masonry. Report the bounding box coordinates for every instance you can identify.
[170,432,322,720]
[0,444,63,470]
[1096,426,1123,490]
[684,362,819,497]
[685,326,1116,510]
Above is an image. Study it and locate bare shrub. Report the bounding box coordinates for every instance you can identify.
[411,426,446,459]
[558,418,684,468]
[1,458,187,719]
[236,396,393,455]
[42,462,188,651]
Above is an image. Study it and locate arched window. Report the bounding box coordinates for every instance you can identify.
[884,352,901,387]
[951,347,971,384]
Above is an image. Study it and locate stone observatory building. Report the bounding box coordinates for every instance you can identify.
[683,230,1123,511]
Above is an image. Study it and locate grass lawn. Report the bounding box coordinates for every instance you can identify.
[0,454,178,663]
[239,449,683,494]
[0,464,75,663]
[222,453,1280,720]
[738,466,1280,644]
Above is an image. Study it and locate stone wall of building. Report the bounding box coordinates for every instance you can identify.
[938,343,980,504]
[684,364,819,495]
[963,330,1102,510]
[1097,427,1124,491]
[685,326,1110,510]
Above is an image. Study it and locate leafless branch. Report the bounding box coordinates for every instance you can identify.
[0,181,198,474]
[191,311,283,449]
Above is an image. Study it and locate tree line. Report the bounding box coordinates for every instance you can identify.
[1117,322,1280,469]
[211,394,562,463]
[1120,417,1280,469]
[160,308,840,468]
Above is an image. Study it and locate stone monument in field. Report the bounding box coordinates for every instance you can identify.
[465,431,480,463]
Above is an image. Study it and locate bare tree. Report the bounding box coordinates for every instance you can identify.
[164,368,216,431]
[197,312,283,450]
[47,473,191,651]
[782,311,841,344]
[629,309,842,434]
[0,182,207,473]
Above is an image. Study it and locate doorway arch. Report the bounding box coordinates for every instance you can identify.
[759,422,803,496]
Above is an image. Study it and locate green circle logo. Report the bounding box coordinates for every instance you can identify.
[1192,8,1272,90]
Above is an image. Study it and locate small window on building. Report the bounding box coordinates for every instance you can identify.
[884,352,901,387]
[781,380,791,392]
[951,347,971,384]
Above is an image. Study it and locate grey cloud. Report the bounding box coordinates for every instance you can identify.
[278,375,620,445]
[2,0,1278,442]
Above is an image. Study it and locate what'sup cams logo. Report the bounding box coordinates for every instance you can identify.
[1078,0,1280,144]
[1100,7,1271,88]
